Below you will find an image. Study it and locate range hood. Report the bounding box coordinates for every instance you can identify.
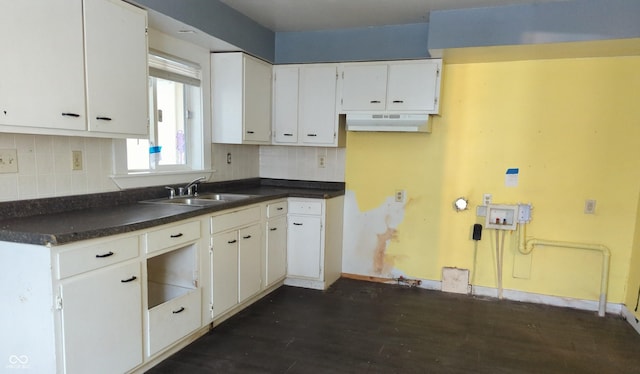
[345,113,431,132]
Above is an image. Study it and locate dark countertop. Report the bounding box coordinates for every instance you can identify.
[0,178,344,246]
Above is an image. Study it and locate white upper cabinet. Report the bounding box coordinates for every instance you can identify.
[340,64,388,111]
[339,59,442,114]
[84,0,149,136]
[272,66,299,144]
[0,0,86,131]
[272,64,345,147]
[299,65,340,145]
[0,0,148,137]
[212,52,272,144]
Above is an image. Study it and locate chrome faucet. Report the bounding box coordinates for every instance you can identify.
[183,176,206,196]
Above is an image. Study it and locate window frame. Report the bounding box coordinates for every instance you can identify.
[110,29,213,189]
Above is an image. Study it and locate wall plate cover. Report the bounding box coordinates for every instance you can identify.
[485,204,518,230]
[0,149,18,173]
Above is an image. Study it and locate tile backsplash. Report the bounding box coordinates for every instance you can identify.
[213,144,345,183]
[0,134,116,201]
[211,143,260,181]
[0,132,345,202]
[259,146,345,182]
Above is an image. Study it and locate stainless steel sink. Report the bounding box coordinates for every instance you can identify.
[141,197,227,207]
[196,193,254,202]
[141,193,255,207]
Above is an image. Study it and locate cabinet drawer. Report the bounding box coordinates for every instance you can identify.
[146,220,201,254]
[211,206,260,234]
[57,236,139,279]
[267,201,288,218]
[147,289,201,356]
[288,200,322,215]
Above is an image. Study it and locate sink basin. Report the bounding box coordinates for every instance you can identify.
[141,197,227,207]
[141,193,255,207]
[196,193,254,202]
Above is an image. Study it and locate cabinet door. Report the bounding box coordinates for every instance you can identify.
[387,62,440,112]
[266,216,287,287]
[239,223,262,303]
[84,0,148,136]
[212,231,239,317]
[340,64,387,111]
[273,66,299,144]
[60,261,142,374]
[287,215,322,279]
[243,56,272,143]
[299,65,338,145]
[0,0,86,131]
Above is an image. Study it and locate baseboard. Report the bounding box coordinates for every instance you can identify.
[284,277,326,290]
[472,285,622,315]
[621,305,640,335]
[341,273,623,316]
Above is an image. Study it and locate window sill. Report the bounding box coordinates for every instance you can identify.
[110,170,215,190]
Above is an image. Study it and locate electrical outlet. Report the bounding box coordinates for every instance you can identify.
[395,189,406,203]
[483,193,492,206]
[318,155,326,168]
[0,149,18,173]
[72,150,83,170]
[584,199,596,214]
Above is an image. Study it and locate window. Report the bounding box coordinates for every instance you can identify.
[126,53,202,172]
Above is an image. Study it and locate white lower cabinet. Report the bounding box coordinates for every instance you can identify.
[239,223,262,303]
[59,260,143,374]
[287,214,322,279]
[210,206,263,319]
[285,196,344,290]
[265,200,288,287]
[211,230,240,316]
[144,220,202,357]
[147,288,201,356]
[0,196,339,373]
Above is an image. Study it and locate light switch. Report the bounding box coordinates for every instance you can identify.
[0,149,18,173]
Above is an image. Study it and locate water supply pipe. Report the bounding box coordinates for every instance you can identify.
[522,236,611,317]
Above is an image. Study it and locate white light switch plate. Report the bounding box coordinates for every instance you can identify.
[0,149,18,173]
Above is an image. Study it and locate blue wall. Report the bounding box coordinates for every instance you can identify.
[137,0,640,64]
[135,0,275,61]
[428,0,640,54]
[275,23,429,64]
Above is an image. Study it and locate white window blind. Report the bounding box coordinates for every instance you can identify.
[148,51,201,87]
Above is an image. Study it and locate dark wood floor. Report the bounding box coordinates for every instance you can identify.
[147,278,640,373]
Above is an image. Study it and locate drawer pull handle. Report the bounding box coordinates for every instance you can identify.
[392,100,404,103]
[121,276,137,283]
[228,239,237,244]
[293,222,303,226]
[370,100,381,104]
[277,207,283,210]
[170,233,184,238]
[243,235,252,239]
[247,130,255,134]
[284,133,293,136]
[270,227,277,231]
[96,116,112,121]
[172,307,185,314]
[95,251,114,258]
[307,134,317,137]
[61,112,80,117]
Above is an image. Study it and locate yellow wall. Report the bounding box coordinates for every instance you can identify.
[345,56,640,303]
[625,191,640,315]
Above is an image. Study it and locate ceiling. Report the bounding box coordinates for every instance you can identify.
[218,0,567,32]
